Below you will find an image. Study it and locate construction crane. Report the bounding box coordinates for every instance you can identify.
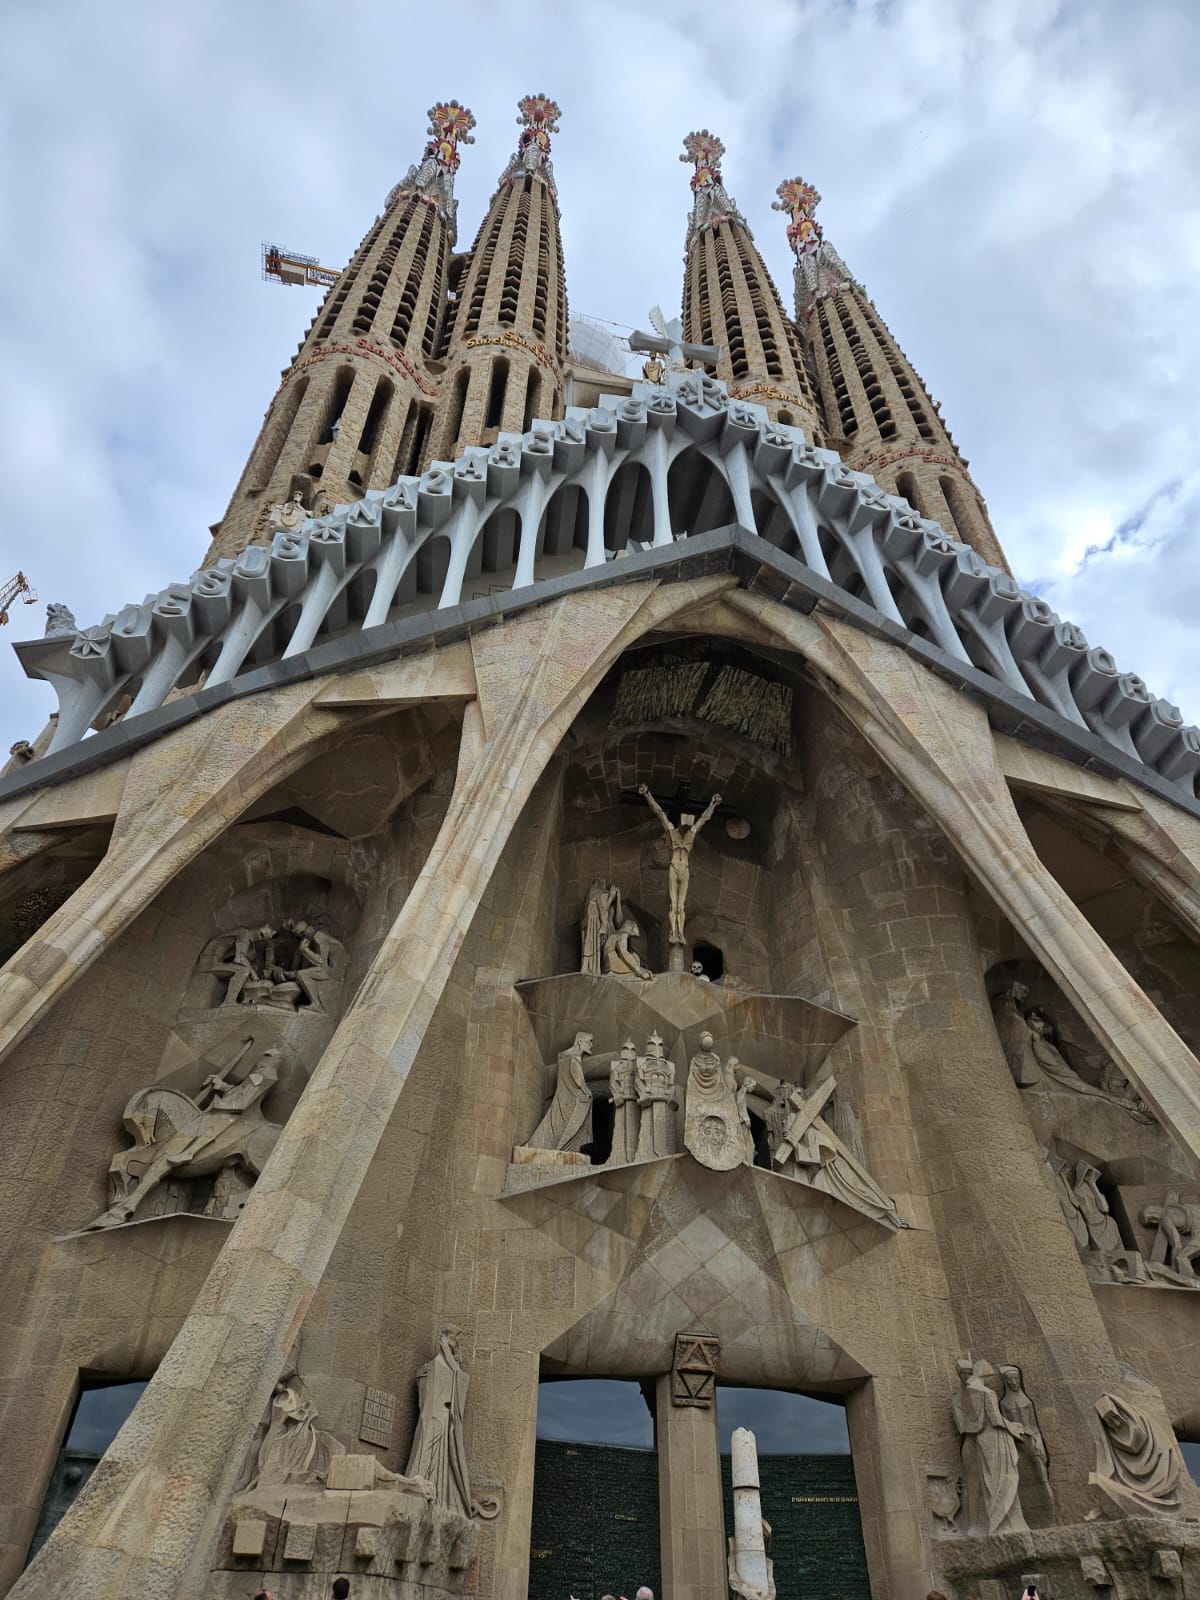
[0,572,36,627]
[262,242,340,289]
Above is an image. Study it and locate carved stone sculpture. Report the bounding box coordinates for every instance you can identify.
[88,1040,284,1228]
[1046,1151,1091,1254]
[405,1323,473,1518]
[267,490,309,532]
[952,1358,1029,1537]
[44,602,77,638]
[610,1041,640,1164]
[603,917,653,980]
[770,1077,905,1228]
[246,1372,345,1490]
[581,880,621,976]
[525,1031,616,1156]
[992,982,1150,1119]
[998,1366,1055,1526]
[634,1032,677,1160]
[683,1031,745,1171]
[728,1427,775,1600]
[1089,1393,1183,1517]
[1072,1162,1122,1255]
[735,1070,757,1164]
[638,784,721,952]
[1141,1194,1200,1283]
[211,920,345,1012]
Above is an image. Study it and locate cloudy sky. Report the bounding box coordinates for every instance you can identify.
[1,0,1198,752]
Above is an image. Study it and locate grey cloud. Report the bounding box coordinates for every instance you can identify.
[2,0,1198,745]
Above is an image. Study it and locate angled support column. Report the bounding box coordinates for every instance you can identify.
[731,592,1200,1167]
[14,576,734,1600]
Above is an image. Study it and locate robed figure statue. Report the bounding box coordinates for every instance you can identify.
[952,1359,1028,1537]
[405,1322,473,1517]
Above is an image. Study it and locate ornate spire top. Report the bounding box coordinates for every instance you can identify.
[498,92,562,198]
[775,174,856,324]
[773,178,822,255]
[680,130,747,248]
[387,100,476,241]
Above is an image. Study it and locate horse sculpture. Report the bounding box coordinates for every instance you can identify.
[90,1043,283,1229]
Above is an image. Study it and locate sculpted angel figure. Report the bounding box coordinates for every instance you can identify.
[638,785,721,945]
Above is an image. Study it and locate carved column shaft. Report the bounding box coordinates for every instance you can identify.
[655,1373,727,1600]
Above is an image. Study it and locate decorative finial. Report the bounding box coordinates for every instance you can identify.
[680,131,746,247]
[426,100,477,172]
[499,93,562,197]
[775,173,856,323]
[680,130,727,188]
[516,93,561,139]
[387,99,476,241]
[772,178,823,256]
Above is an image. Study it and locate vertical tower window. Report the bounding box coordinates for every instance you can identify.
[357,376,394,462]
[522,369,541,432]
[253,374,309,490]
[486,359,510,430]
[446,369,469,456]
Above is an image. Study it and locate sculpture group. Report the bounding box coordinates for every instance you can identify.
[212,920,344,1013]
[88,1038,285,1229]
[992,979,1150,1119]
[520,1022,905,1228]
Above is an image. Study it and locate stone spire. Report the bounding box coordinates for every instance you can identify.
[430,94,569,460]
[779,176,1007,569]
[205,103,476,563]
[679,134,820,436]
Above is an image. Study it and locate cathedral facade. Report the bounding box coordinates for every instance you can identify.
[4,95,1200,1600]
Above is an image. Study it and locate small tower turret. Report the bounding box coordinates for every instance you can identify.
[779,177,1006,569]
[431,94,568,460]
[206,101,476,563]
[679,132,820,438]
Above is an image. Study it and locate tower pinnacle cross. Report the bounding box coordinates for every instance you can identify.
[773,177,822,257]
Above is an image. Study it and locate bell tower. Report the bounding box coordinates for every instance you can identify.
[429,94,569,461]
[679,131,821,438]
[778,176,1007,569]
[206,102,476,564]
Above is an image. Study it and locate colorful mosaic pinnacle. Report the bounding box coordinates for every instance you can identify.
[680,129,726,191]
[773,177,823,255]
[517,92,561,150]
[425,100,476,173]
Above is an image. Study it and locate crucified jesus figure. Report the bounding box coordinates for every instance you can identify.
[638,785,721,946]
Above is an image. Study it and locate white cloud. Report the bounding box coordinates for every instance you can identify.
[1,0,1198,751]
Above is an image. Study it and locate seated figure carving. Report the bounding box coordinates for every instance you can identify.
[211,920,344,1013]
[88,1040,284,1229]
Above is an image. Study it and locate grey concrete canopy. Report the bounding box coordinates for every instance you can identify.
[13,370,1199,803]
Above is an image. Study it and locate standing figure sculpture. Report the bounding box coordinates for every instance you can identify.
[683,1031,745,1171]
[581,882,622,976]
[638,785,721,959]
[524,1032,615,1158]
[998,1365,1055,1526]
[405,1323,473,1517]
[610,1041,640,1164]
[634,1032,678,1160]
[952,1359,1028,1537]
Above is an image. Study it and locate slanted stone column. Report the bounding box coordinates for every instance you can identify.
[729,1428,771,1600]
[655,1368,726,1600]
[11,576,731,1600]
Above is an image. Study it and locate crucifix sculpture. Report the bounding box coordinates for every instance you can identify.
[638,785,722,969]
[628,304,722,377]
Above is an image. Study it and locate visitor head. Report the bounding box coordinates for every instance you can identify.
[332,1579,350,1599]
[636,1587,655,1600]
